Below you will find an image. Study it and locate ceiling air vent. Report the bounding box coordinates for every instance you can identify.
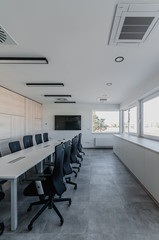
[97,97,110,103]
[0,25,16,45]
[109,4,159,45]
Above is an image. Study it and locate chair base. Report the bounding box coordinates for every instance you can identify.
[27,196,71,231]
[65,178,77,190]
[73,170,78,177]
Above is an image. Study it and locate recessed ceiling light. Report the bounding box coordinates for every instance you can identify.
[54,101,76,104]
[26,83,64,87]
[115,56,124,62]
[56,98,67,101]
[44,95,71,97]
[0,57,48,64]
[106,83,112,86]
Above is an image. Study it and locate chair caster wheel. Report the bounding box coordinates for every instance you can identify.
[74,185,77,190]
[68,200,72,206]
[0,222,4,235]
[27,206,32,212]
[78,169,80,172]
[60,219,64,226]
[28,224,32,231]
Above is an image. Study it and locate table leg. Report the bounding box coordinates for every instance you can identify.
[50,153,53,163]
[40,161,43,173]
[11,179,17,231]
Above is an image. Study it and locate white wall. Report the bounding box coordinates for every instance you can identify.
[120,73,159,109]
[42,103,120,148]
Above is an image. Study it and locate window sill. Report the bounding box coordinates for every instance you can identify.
[114,134,159,154]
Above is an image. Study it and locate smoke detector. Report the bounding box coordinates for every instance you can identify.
[0,25,17,45]
[109,4,159,45]
[97,97,110,103]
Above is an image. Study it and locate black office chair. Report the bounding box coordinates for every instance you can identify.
[0,152,5,236]
[23,135,38,173]
[8,141,28,182]
[9,141,21,153]
[23,135,33,149]
[35,134,43,145]
[0,191,4,235]
[63,141,77,189]
[76,135,83,161]
[71,137,81,172]
[43,133,49,142]
[23,143,71,231]
[0,152,7,191]
[77,133,85,155]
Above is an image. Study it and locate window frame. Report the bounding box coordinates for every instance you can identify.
[141,91,159,141]
[123,104,138,136]
[92,110,120,134]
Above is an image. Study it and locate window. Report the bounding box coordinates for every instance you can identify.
[129,106,137,133]
[123,106,137,134]
[92,111,119,133]
[124,110,128,132]
[142,95,159,138]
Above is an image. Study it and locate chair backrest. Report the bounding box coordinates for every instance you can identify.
[23,135,33,149]
[63,141,72,176]
[9,141,21,153]
[0,151,5,199]
[52,143,66,196]
[70,137,78,163]
[77,133,82,151]
[43,133,49,142]
[35,134,43,145]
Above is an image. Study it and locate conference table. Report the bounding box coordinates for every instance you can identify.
[0,139,63,231]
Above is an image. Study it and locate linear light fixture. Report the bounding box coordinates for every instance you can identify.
[26,83,64,87]
[54,101,76,103]
[44,95,71,97]
[0,57,48,64]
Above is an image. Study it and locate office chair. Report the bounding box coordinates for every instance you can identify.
[23,135,33,149]
[0,152,7,192]
[8,141,28,182]
[23,143,71,231]
[9,141,21,153]
[35,134,43,145]
[23,135,38,173]
[63,141,77,189]
[0,153,5,235]
[0,191,4,235]
[77,133,85,155]
[71,137,81,172]
[75,135,83,161]
[43,133,49,142]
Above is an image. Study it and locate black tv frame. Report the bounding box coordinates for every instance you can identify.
[55,115,81,130]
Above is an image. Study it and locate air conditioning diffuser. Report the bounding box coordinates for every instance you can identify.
[109,4,159,45]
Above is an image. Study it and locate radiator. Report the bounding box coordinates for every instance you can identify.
[94,137,113,147]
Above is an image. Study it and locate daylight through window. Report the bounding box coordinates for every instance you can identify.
[143,95,159,137]
[92,111,119,133]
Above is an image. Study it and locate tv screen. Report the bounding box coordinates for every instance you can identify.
[55,115,81,130]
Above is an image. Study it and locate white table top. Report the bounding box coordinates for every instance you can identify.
[0,139,62,180]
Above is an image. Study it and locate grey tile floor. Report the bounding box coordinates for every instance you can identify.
[1,149,159,240]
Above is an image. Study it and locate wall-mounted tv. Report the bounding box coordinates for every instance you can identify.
[55,115,81,130]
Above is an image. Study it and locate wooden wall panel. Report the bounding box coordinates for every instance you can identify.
[0,87,25,116]
[0,114,11,140]
[34,119,42,133]
[0,87,42,155]
[25,98,33,135]
[11,116,25,139]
